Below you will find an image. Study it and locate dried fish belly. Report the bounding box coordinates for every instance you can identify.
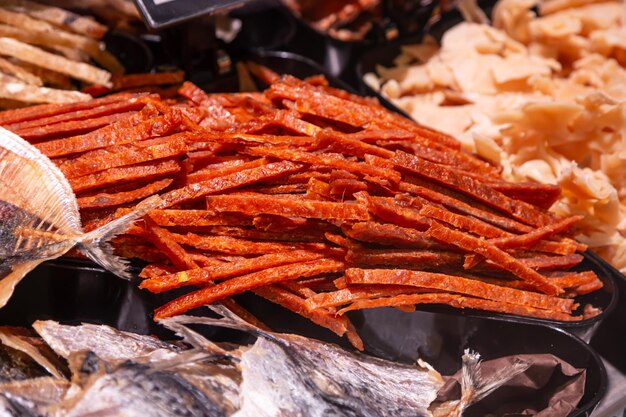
[0,126,161,308]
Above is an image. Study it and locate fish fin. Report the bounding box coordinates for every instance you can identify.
[446,349,530,416]
[156,317,229,355]
[77,195,163,279]
[0,326,68,379]
[0,127,81,235]
[0,260,41,308]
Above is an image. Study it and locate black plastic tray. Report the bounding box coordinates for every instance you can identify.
[0,259,606,417]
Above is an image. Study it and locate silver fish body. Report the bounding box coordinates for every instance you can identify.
[0,127,162,309]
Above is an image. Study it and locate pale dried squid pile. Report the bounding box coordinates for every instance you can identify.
[365,0,626,272]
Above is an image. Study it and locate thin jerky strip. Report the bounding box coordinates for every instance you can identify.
[187,158,267,184]
[154,259,345,318]
[141,250,326,293]
[246,146,400,183]
[162,161,304,207]
[16,111,135,140]
[419,203,509,239]
[355,192,430,229]
[489,181,561,210]
[428,222,562,295]
[393,151,553,227]
[305,286,418,311]
[346,249,464,268]
[77,179,172,209]
[8,95,149,131]
[70,159,180,194]
[345,268,575,313]
[147,210,252,227]
[337,293,580,321]
[253,285,364,350]
[171,232,333,256]
[36,106,179,157]
[205,194,369,221]
[315,130,394,158]
[0,92,139,125]
[345,222,442,249]
[398,182,533,234]
[487,216,583,250]
[60,134,188,178]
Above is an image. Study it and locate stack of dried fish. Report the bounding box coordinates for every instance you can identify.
[0,307,583,417]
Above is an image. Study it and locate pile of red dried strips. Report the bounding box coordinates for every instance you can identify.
[0,67,603,350]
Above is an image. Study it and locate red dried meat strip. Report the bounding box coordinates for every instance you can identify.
[253,285,364,350]
[77,179,172,209]
[337,293,580,321]
[315,130,394,158]
[179,82,237,131]
[194,226,327,242]
[139,264,177,280]
[427,222,563,295]
[0,92,141,125]
[489,181,561,210]
[418,203,509,238]
[154,258,345,318]
[487,215,583,250]
[246,146,400,183]
[305,285,418,311]
[37,107,181,158]
[205,194,369,221]
[354,192,430,229]
[346,248,464,268]
[140,250,326,293]
[345,268,575,313]
[187,158,267,184]
[70,159,181,194]
[393,151,553,227]
[398,183,533,234]
[60,134,188,179]
[144,217,198,270]
[147,210,251,227]
[171,232,336,256]
[15,111,137,141]
[345,222,442,249]
[162,161,304,208]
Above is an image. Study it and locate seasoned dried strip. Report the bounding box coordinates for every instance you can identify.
[337,293,580,321]
[398,182,534,234]
[394,151,553,227]
[355,192,430,229]
[154,259,345,318]
[8,95,150,131]
[0,92,139,125]
[205,194,369,221]
[0,73,89,103]
[77,179,172,209]
[253,285,363,350]
[419,203,509,238]
[428,222,562,295]
[2,0,107,38]
[60,135,188,178]
[139,264,177,280]
[345,222,442,249]
[162,161,304,208]
[36,106,180,157]
[346,248,464,268]
[187,158,267,184]
[488,181,561,209]
[345,268,575,313]
[148,210,252,227]
[0,37,111,86]
[70,159,180,194]
[112,72,185,89]
[487,216,583,250]
[194,226,326,242]
[247,146,400,183]
[519,253,584,270]
[305,285,418,311]
[230,133,315,147]
[16,111,135,140]
[144,217,197,270]
[315,130,394,158]
[0,56,41,85]
[475,271,600,293]
[171,232,335,256]
[179,81,236,130]
[140,250,326,293]
[244,61,280,84]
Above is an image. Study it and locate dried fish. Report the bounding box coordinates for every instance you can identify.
[0,126,162,308]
